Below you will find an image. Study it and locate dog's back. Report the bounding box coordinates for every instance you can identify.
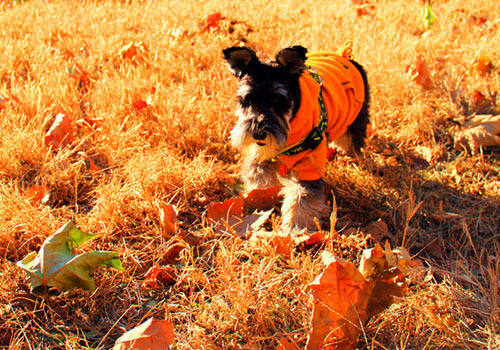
[299,52,366,143]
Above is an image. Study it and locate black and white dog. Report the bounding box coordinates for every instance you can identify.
[223,45,370,233]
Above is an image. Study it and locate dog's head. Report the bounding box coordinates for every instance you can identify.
[223,46,307,161]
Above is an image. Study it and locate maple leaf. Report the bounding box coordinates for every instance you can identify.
[17,221,123,295]
[306,245,410,350]
[113,317,174,350]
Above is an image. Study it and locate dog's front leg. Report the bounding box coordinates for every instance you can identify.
[241,157,280,191]
[281,179,330,233]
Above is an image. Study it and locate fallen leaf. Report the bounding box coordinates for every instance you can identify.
[361,219,389,242]
[476,56,493,76]
[306,245,411,349]
[249,230,293,257]
[306,251,371,350]
[293,231,326,247]
[44,113,74,148]
[24,184,50,205]
[276,336,301,350]
[359,244,386,278]
[113,318,174,350]
[202,12,222,32]
[455,114,500,154]
[132,99,148,110]
[161,231,200,264]
[406,55,433,90]
[244,186,281,210]
[156,202,178,236]
[206,196,244,221]
[17,221,123,295]
[142,264,177,289]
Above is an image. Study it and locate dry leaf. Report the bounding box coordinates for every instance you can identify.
[202,12,222,32]
[132,99,148,110]
[359,244,386,278]
[142,264,177,289]
[406,55,433,90]
[113,318,174,350]
[455,114,500,154]
[24,184,50,205]
[244,186,282,210]
[306,246,411,349]
[276,336,301,350]
[361,219,389,242]
[156,202,178,236]
[44,113,74,148]
[231,209,273,238]
[293,231,326,247]
[476,56,493,76]
[206,196,244,221]
[161,231,200,264]
[306,251,371,350]
[249,230,293,257]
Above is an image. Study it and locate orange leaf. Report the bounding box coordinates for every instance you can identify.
[132,99,148,110]
[476,56,493,76]
[202,12,222,32]
[406,55,433,90]
[244,186,282,210]
[156,202,178,236]
[44,113,74,148]
[206,196,244,221]
[113,318,174,350]
[276,336,301,350]
[293,231,326,247]
[306,251,372,350]
[142,264,177,289]
[24,185,50,205]
[249,230,293,257]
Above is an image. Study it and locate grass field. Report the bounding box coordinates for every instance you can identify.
[0,0,499,348]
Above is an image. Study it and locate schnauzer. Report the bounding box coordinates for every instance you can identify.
[223,44,370,233]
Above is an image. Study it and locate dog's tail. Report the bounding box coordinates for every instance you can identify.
[346,59,370,154]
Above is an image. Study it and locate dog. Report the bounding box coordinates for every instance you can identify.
[223,44,370,233]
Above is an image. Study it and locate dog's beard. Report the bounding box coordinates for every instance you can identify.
[231,107,290,161]
[241,134,281,161]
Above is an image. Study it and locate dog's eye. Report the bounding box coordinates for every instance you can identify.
[272,95,290,112]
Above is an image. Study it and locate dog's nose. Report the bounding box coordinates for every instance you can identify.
[252,130,267,140]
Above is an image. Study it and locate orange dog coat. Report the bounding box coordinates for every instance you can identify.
[277,50,366,181]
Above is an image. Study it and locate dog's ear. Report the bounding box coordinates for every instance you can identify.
[275,46,307,74]
[223,46,258,78]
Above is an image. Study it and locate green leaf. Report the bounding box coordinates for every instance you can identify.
[17,221,123,295]
[422,1,436,30]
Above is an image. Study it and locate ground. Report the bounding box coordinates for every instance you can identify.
[0,0,498,349]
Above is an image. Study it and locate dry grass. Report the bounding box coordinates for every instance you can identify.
[0,0,499,348]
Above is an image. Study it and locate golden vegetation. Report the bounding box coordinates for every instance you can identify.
[0,0,499,348]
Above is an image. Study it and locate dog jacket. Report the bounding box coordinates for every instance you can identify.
[277,49,366,181]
